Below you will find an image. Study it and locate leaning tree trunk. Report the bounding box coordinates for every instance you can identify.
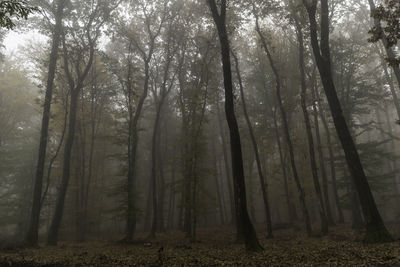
[303,0,392,243]
[207,0,262,251]
[255,14,312,237]
[25,0,66,247]
[233,52,273,238]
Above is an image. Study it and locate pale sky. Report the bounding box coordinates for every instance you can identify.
[3,30,46,56]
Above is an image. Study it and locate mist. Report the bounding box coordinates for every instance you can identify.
[0,0,399,265]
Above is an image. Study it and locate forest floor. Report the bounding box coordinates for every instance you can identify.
[0,224,399,266]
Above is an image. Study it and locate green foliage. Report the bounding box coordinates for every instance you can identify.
[369,0,400,67]
[0,0,37,30]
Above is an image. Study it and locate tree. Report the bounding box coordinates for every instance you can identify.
[0,0,37,29]
[206,0,263,251]
[303,0,393,243]
[232,51,273,238]
[253,3,312,237]
[47,0,115,245]
[291,6,328,234]
[25,0,66,247]
[369,0,400,68]
[149,15,179,238]
[112,0,167,242]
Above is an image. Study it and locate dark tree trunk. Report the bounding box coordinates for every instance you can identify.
[217,101,235,225]
[207,0,262,251]
[25,0,66,247]
[233,52,273,238]
[47,19,96,244]
[212,137,225,225]
[255,14,312,237]
[247,155,256,223]
[125,58,151,242]
[309,80,335,225]
[47,87,80,245]
[294,18,328,235]
[314,84,344,223]
[272,108,295,223]
[304,0,392,242]
[149,101,163,238]
[167,158,176,229]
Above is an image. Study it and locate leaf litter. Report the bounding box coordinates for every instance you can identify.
[0,225,399,266]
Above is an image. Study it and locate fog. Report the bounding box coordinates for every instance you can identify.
[0,0,399,265]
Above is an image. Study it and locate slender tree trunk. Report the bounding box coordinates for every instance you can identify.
[125,58,151,242]
[255,14,312,237]
[149,101,162,238]
[47,87,80,245]
[233,52,273,238]
[309,83,335,225]
[314,85,344,223]
[216,101,235,224]
[207,0,262,251]
[272,109,295,223]
[157,127,166,233]
[25,0,66,246]
[304,0,392,242]
[247,155,256,223]
[294,19,328,235]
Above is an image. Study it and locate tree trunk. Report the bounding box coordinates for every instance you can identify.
[149,101,162,239]
[207,0,262,251]
[47,87,80,245]
[216,101,235,224]
[255,14,312,237]
[212,137,225,225]
[294,18,328,235]
[233,52,273,238]
[304,0,392,242]
[125,58,151,242]
[25,0,66,247]
[272,108,295,223]
[314,84,344,223]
